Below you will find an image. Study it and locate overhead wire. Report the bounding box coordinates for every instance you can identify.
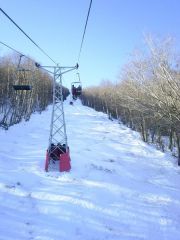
[0,7,57,65]
[0,40,24,57]
[77,0,92,63]
[1,1,93,67]
[0,40,55,77]
[0,40,44,67]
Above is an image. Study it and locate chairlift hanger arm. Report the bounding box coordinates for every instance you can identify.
[77,72,81,82]
[17,54,24,68]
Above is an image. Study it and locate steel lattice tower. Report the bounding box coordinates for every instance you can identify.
[42,64,78,171]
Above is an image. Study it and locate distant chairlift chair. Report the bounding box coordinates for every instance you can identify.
[71,82,82,100]
[71,72,82,100]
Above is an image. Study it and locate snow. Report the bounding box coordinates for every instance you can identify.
[0,99,180,240]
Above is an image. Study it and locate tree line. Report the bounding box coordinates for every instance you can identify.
[81,36,180,165]
[0,53,69,129]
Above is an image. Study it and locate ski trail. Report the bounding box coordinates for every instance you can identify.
[0,99,180,239]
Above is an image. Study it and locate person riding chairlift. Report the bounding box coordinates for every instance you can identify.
[76,85,82,95]
[72,85,77,100]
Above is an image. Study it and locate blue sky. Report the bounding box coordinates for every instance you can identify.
[0,0,180,88]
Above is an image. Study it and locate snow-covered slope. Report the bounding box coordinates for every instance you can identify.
[0,99,180,240]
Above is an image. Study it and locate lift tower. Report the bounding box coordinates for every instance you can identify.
[41,64,78,172]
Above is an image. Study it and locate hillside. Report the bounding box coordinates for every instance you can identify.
[0,99,180,240]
